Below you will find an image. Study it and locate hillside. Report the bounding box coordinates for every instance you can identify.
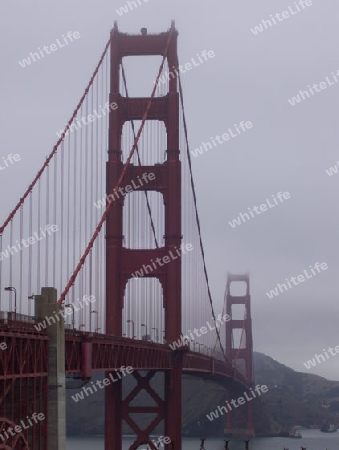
[65,352,339,436]
[253,352,339,433]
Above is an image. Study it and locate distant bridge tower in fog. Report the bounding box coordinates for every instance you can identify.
[225,272,254,436]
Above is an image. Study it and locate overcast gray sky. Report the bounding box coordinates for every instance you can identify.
[1,0,339,380]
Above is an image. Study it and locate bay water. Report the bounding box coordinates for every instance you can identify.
[67,429,339,450]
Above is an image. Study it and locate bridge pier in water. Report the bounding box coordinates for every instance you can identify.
[35,287,66,450]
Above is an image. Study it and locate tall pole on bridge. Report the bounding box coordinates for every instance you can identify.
[105,21,182,450]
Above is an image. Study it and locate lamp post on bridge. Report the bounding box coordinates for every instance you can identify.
[65,304,75,332]
[91,310,98,333]
[127,319,135,339]
[141,323,148,340]
[4,286,17,316]
[151,327,159,342]
[190,340,197,351]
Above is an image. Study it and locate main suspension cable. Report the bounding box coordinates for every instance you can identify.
[177,59,227,360]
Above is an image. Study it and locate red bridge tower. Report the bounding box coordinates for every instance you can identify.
[225,272,255,437]
[105,22,183,450]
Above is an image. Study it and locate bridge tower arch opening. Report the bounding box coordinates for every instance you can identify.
[122,278,165,342]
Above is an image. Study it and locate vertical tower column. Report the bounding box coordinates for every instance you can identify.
[225,273,254,437]
[105,22,182,450]
[35,287,66,450]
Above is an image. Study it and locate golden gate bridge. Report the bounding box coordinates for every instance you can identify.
[0,22,254,450]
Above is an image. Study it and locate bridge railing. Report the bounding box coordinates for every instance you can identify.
[0,311,36,330]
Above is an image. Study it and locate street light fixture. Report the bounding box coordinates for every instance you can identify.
[65,304,75,331]
[91,310,98,333]
[141,323,148,340]
[127,319,135,339]
[4,287,17,315]
[151,327,159,342]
